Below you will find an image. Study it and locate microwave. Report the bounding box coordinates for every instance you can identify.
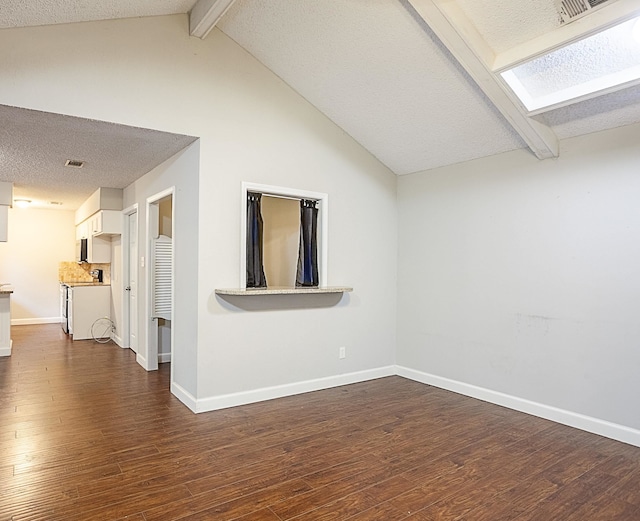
[76,238,88,263]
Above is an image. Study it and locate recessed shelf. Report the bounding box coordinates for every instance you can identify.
[215,286,353,296]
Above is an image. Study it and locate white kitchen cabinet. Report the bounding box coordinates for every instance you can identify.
[75,188,123,225]
[88,235,111,263]
[76,219,89,240]
[76,210,122,244]
[91,210,122,236]
[76,210,121,255]
[0,205,7,242]
[75,211,121,263]
[69,285,110,340]
[0,181,11,243]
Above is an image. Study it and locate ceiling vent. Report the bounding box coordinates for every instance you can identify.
[555,0,615,24]
[65,159,85,168]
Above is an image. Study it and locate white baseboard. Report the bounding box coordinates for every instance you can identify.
[194,366,396,413]
[396,366,640,448]
[171,381,197,412]
[112,334,125,348]
[0,340,12,357]
[136,353,148,370]
[158,352,171,364]
[12,317,62,326]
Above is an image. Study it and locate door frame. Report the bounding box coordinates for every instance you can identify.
[145,187,175,373]
[122,204,138,352]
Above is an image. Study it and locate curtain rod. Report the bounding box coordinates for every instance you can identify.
[259,193,319,202]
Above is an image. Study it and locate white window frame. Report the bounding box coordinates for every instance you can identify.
[240,182,328,288]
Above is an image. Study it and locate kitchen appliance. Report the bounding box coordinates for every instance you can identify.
[89,269,104,283]
[76,238,88,263]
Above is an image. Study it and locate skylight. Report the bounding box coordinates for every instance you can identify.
[501,16,640,114]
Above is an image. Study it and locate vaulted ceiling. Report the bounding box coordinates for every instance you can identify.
[1,0,639,208]
[213,0,640,173]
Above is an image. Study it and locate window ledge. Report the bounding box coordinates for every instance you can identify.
[215,286,353,296]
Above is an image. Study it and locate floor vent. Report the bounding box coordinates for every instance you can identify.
[555,0,615,23]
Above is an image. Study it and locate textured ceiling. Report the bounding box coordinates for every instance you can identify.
[0,0,200,210]
[0,105,197,210]
[0,0,639,206]
[0,0,197,29]
[218,0,527,175]
[455,0,562,53]
[218,0,640,175]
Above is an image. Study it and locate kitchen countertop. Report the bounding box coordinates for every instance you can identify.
[61,281,110,287]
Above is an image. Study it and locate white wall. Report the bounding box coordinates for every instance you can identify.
[3,11,637,445]
[123,143,200,395]
[0,208,75,323]
[0,15,397,407]
[398,122,640,439]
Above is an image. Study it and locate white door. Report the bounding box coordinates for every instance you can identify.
[127,212,138,354]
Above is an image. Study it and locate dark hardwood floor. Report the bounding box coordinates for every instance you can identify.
[1,324,639,520]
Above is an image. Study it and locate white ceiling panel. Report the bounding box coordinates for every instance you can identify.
[0,0,639,203]
[0,0,198,29]
[0,105,197,210]
[455,0,562,53]
[218,0,526,175]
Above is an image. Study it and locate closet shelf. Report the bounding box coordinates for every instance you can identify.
[215,286,352,296]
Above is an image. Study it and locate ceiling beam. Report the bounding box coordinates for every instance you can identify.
[189,0,238,39]
[406,0,559,160]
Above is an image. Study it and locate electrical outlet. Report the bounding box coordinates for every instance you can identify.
[339,346,346,359]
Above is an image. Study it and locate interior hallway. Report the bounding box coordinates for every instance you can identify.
[1,324,639,520]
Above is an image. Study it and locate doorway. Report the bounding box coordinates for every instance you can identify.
[123,205,139,356]
[147,188,174,373]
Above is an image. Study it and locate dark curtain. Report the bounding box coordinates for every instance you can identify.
[246,192,267,288]
[296,199,319,287]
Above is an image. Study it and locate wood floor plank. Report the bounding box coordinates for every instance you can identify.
[565,494,640,521]
[458,477,560,521]
[233,508,283,521]
[289,475,416,521]
[58,484,194,521]
[511,468,621,521]
[342,501,409,521]
[602,466,640,507]
[144,478,313,521]
[270,467,398,520]
[410,473,521,520]
[1,324,639,521]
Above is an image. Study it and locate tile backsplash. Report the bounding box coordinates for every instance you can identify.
[59,262,111,284]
